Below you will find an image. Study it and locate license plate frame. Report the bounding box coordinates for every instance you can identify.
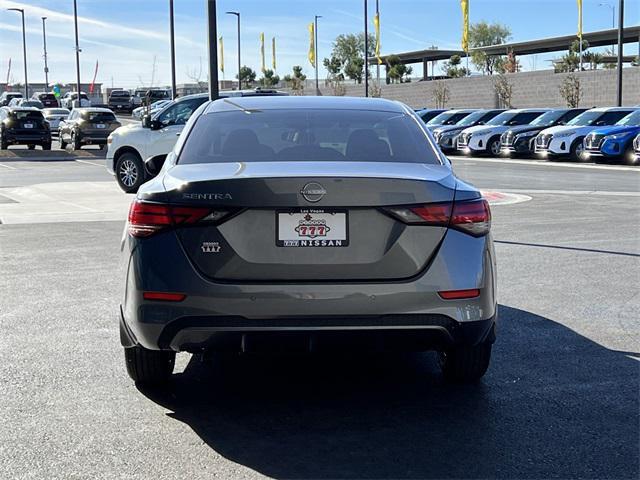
[276,208,349,248]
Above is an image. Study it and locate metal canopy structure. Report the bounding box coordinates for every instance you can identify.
[374,26,640,80]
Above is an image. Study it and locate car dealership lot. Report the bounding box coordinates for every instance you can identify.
[1,156,638,479]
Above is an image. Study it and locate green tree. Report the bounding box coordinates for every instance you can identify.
[469,21,511,75]
[555,39,590,73]
[237,66,257,87]
[442,55,469,78]
[323,56,346,95]
[283,65,306,95]
[258,69,280,87]
[325,33,375,84]
[559,73,582,108]
[384,55,413,84]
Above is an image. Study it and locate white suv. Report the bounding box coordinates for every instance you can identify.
[107,89,288,193]
[457,109,549,156]
[534,107,638,161]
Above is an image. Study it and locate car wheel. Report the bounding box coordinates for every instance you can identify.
[438,340,492,382]
[0,135,7,150]
[28,144,36,150]
[570,138,585,162]
[623,145,638,166]
[487,137,501,157]
[116,152,145,193]
[71,131,82,150]
[124,345,175,385]
[42,142,52,151]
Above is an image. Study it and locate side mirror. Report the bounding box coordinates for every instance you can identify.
[557,120,566,125]
[477,121,485,125]
[145,154,167,177]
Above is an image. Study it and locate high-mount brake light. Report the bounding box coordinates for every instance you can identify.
[383,198,491,237]
[127,200,229,238]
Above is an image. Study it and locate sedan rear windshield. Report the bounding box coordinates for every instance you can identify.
[38,94,57,100]
[12,111,44,120]
[178,109,441,165]
[84,112,116,122]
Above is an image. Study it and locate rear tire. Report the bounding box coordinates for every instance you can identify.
[115,152,146,193]
[71,131,82,150]
[0,136,7,150]
[124,345,175,385]
[438,341,492,382]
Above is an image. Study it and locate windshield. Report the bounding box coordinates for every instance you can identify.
[179,109,441,165]
[426,111,471,126]
[616,110,640,126]
[487,111,544,126]
[486,111,517,126]
[567,110,633,126]
[530,110,566,126]
[457,110,489,127]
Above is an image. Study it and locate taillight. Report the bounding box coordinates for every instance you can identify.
[383,198,491,237]
[127,200,228,238]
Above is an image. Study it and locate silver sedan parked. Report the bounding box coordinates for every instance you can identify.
[42,108,70,135]
[120,96,497,386]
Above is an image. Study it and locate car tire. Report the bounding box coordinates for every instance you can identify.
[115,152,146,193]
[59,136,67,149]
[570,138,585,162]
[42,142,52,151]
[71,131,82,150]
[486,136,501,157]
[0,135,7,150]
[124,345,175,385]
[438,340,492,382]
[28,144,36,150]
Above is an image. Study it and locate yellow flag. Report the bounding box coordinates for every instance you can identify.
[260,33,266,73]
[460,0,469,52]
[308,22,315,67]
[272,37,276,71]
[576,0,583,40]
[219,36,224,73]
[373,13,382,64]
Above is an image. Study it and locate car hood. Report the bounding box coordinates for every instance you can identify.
[433,125,467,135]
[586,125,640,136]
[506,125,546,135]
[460,125,508,136]
[539,125,593,136]
[112,122,143,136]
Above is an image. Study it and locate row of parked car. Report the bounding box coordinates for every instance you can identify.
[0,90,92,110]
[417,106,640,165]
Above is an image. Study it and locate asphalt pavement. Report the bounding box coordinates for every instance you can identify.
[0,155,638,479]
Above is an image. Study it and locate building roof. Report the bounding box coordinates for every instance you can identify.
[373,26,640,65]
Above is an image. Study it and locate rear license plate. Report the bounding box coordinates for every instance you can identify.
[277,209,348,247]
[96,123,106,129]
[23,123,34,129]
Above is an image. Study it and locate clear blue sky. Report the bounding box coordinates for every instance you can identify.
[0,0,638,88]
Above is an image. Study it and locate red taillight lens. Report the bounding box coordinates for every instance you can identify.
[450,199,491,237]
[127,201,212,238]
[438,289,480,300]
[143,291,186,302]
[384,198,490,237]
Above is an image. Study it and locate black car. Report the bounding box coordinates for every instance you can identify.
[432,109,505,153]
[59,108,121,150]
[500,108,587,157]
[0,91,23,106]
[32,92,59,108]
[108,90,133,113]
[141,89,171,106]
[416,108,447,123]
[0,107,52,150]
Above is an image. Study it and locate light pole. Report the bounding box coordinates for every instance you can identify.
[42,17,49,89]
[226,11,241,89]
[616,0,624,106]
[364,0,368,97]
[73,0,82,104]
[207,0,219,100]
[314,15,321,95]
[599,2,617,55]
[7,8,28,98]
[169,0,177,99]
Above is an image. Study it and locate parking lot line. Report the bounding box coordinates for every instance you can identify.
[0,163,17,170]
[75,159,105,167]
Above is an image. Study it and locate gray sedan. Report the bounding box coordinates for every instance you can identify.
[120,96,497,386]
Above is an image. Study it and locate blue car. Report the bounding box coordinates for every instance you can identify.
[583,109,640,164]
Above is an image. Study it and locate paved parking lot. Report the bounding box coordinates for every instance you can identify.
[1,155,638,479]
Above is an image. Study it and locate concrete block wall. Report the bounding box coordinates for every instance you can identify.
[292,68,639,109]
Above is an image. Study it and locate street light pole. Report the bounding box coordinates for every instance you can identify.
[616,0,624,106]
[7,8,28,98]
[73,0,82,103]
[314,15,321,95]
[364,0,368,97]
[169,0,177,99]
[207,0,219,100]
[599,2,617,54]
[226,11,241,89]
[42,17,49,90]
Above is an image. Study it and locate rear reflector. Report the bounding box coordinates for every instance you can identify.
[128,200,230,238]
[383,198,491,237]
[438,289,480,300]
[143,291,186,302]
